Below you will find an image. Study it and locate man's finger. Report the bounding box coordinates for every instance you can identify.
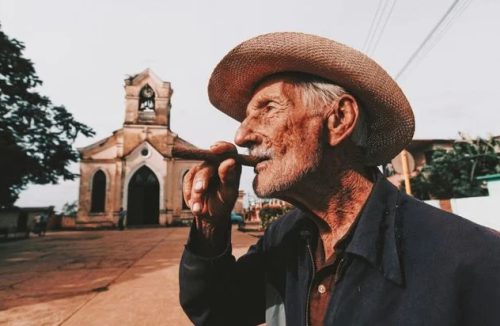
[219,159,241,186]
[209,141,237,155]
[182,166,199,208]
[217,158,241,205]
[190,163,217,215]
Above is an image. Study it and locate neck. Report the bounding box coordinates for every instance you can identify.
[280,146,374,257]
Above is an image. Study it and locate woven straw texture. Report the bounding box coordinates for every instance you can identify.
[208,32,415,165]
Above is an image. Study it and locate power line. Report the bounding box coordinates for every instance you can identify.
[415,0,473,69]
[395,0,461,80]
[409,0,473,77]
[363,0,385,52]
[367,0,391,53]
[368,0,398,55]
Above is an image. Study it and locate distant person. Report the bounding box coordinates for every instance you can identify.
[39,212,48,236]
[118,207,126,231]
[33,214,41,235]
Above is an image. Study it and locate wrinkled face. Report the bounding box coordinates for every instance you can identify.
[234,77,326,198]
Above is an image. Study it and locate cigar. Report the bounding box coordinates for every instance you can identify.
[171,144,262,167]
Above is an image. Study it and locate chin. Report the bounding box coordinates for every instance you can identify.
[253,170,294,198]
[252,176,271,198]
[253,174,276,198]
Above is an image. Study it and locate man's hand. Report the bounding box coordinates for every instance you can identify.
[183,141,242,255]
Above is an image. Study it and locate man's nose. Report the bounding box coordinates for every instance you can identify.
[234,118,259,148]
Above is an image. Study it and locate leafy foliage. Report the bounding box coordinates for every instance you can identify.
[61,201,78,216]
[0,25,94,208]
[409,135,500,200]
[259,204,292,230]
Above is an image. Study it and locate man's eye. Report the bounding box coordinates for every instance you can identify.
[265,104,277,111]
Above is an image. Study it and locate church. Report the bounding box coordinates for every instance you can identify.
[76,69,199,228]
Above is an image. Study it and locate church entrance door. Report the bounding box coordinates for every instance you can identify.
[127,166,160,226]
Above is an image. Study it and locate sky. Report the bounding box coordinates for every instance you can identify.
[1,0,499,210]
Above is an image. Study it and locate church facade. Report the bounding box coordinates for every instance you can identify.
[76,69,198,228]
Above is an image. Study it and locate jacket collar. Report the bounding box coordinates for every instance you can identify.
[344,171,404,285]
[295,171,405,286]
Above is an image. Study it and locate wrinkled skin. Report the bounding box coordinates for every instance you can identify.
[234,79,325,198]
[182,142,241,254]
[183,75,373,258]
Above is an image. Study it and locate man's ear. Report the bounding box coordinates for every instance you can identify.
[325,94,359,147]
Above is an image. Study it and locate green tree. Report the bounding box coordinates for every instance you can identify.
[61,200,78,216]
[408,135,500,200]
[259,204,293,230]
[0,25,94,208]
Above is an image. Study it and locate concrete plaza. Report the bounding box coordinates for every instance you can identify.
[0,226,260,325]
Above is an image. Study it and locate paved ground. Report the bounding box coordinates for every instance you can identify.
[0,226,261,325]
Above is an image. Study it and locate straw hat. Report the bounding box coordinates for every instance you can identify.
[208,32,415,166]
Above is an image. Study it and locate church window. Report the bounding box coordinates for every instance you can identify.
[90,170,106,213]
[139,84,155,111]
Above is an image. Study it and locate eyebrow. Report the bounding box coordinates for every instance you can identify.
[254,95,286,108]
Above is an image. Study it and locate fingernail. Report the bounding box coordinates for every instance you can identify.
[194,180,204,191]
[192,202,201,213]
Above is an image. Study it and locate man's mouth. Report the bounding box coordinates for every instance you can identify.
[249,146,272,158]
[249,147,272,173]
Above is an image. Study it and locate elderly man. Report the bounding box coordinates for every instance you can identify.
[179,33,500,326]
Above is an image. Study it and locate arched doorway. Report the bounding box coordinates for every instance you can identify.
[127,166,160,226]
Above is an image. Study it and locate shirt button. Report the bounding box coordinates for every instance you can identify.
[317,284,326,294]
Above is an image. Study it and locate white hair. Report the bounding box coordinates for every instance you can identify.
[285,74,368,148]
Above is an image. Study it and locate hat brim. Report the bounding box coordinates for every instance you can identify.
[208,32,415,166]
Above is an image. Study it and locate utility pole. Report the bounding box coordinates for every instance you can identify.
[401,150,412,195]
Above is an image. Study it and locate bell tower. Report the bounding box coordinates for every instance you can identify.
[123,68,173,128]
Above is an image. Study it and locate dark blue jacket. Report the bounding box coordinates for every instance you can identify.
[179,176,500,325]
